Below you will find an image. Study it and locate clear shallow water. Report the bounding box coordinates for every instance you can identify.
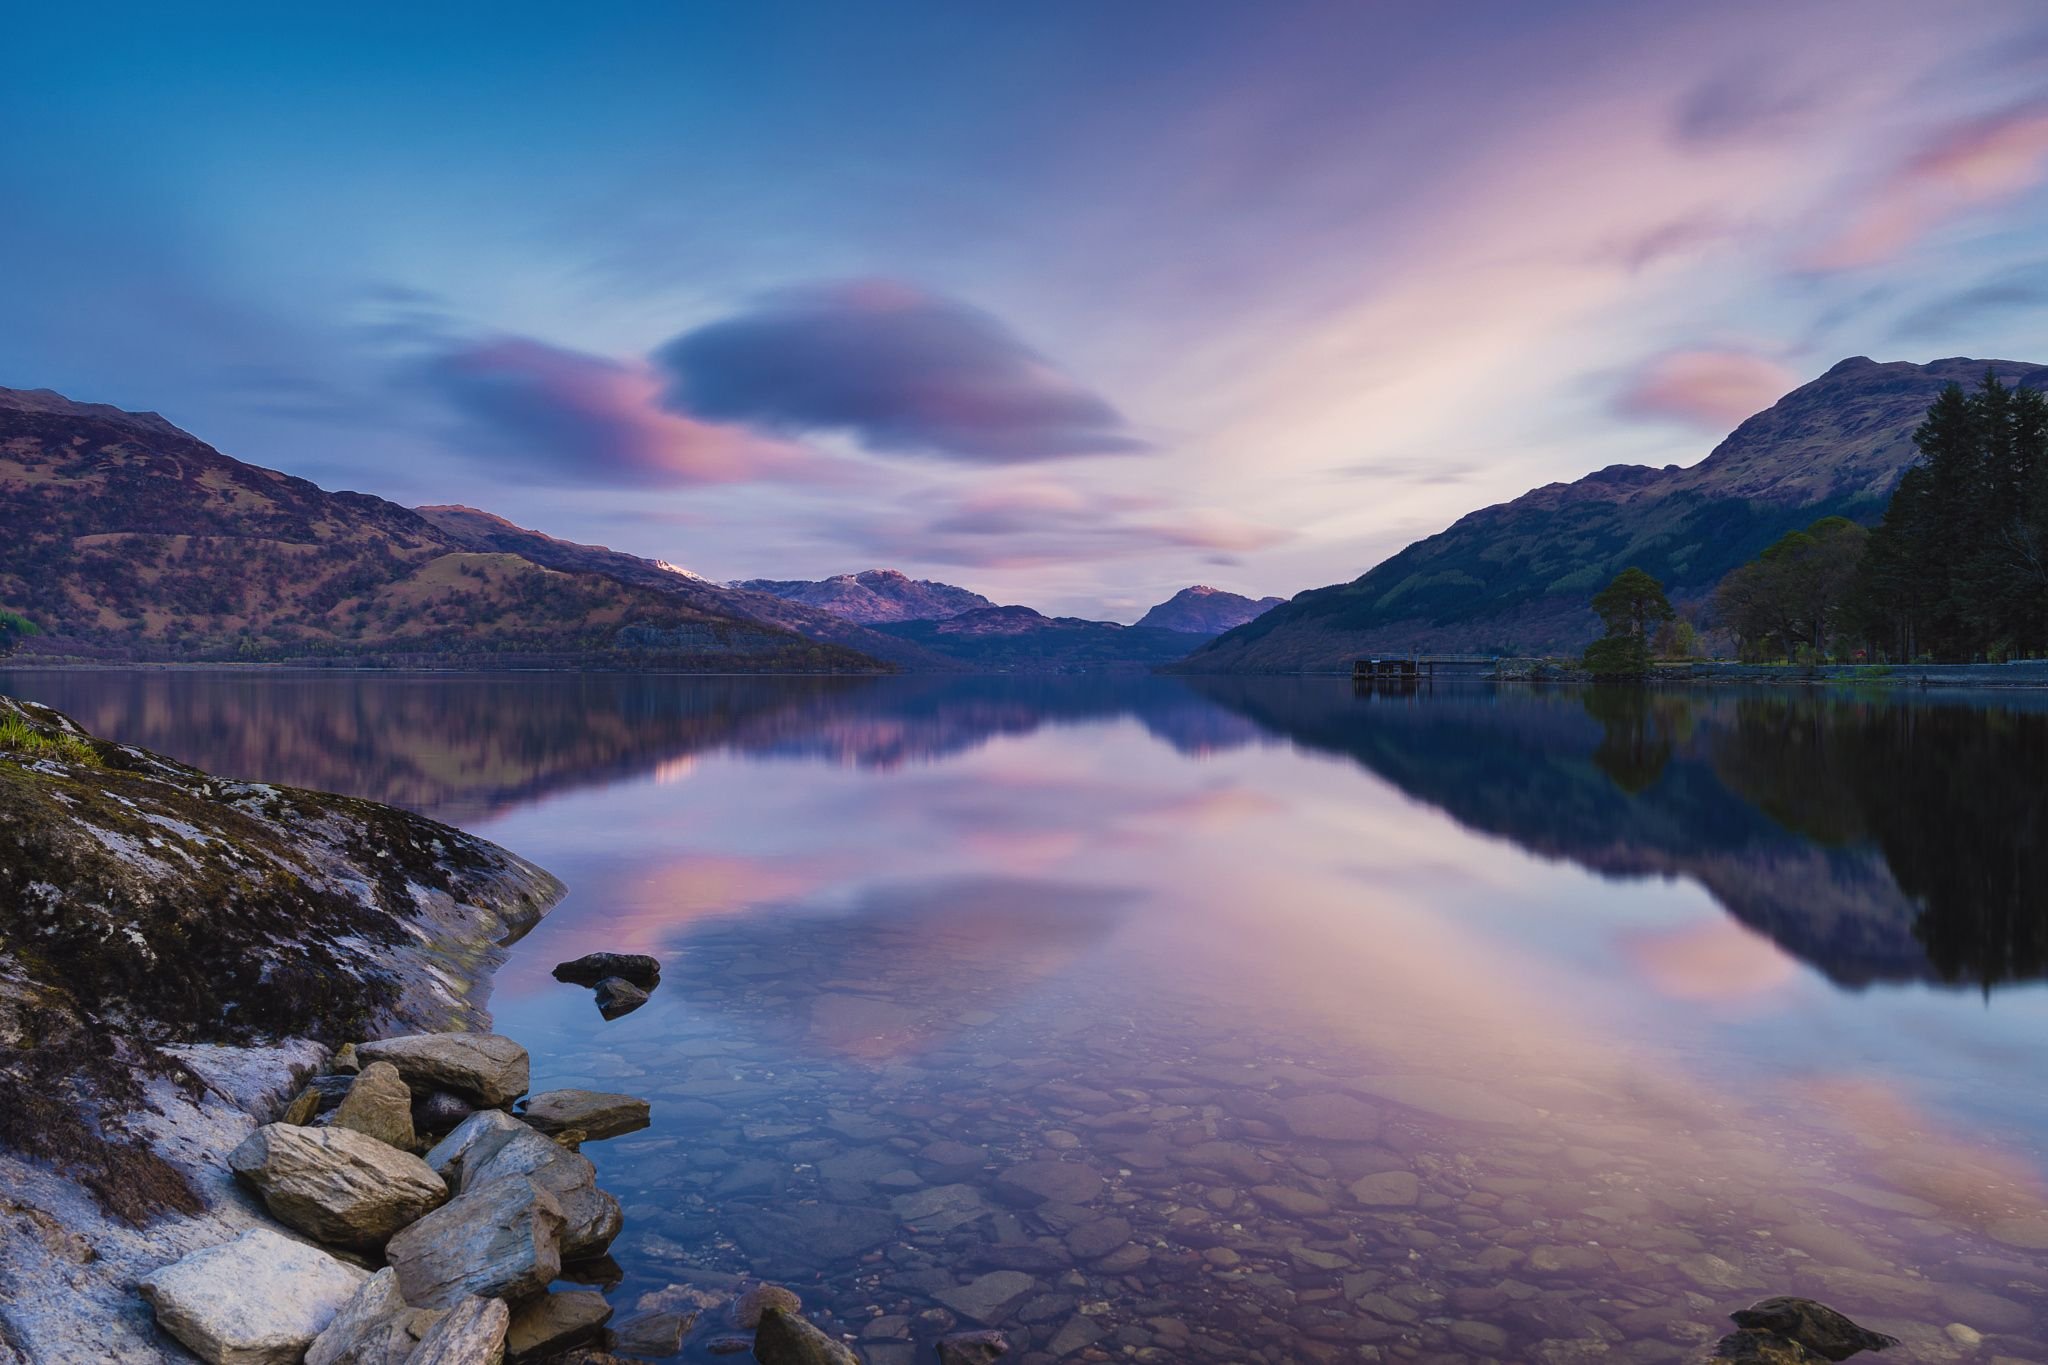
[5,670,2047,1362]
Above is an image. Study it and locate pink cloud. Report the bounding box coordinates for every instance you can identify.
[421,337,813,487]
[1616,350,1799,429]
[1810,103,2048,270]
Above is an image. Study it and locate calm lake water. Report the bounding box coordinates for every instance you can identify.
[6,670,2047,1363]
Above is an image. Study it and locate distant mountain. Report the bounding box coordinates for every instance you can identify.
[416,509,960,672]
[1176,356,2048,671]
[732,569,996,624]
[0,387,887,671]
[873,605,1209,671]
[1135,585,1286,636]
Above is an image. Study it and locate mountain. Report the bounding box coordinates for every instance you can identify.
[1177,356,2048,671]
[415,509,960,671]
[872,605,1210,671]
[0,386,887,671]
[1135,585,1286,636]
[731,569,997,624]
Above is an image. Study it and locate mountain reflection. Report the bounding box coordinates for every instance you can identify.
[3,667,2038,992]
[1188,678,2048,993]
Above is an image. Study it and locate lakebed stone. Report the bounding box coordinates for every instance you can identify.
[521,1088,651,1140]
[358,1033,531,1107]
[228,1122,448,1249]
[935,1330,1010,1365]
[991,1159,1103,1206]
[139,1227,369,1365]
[753,1305,859,1365]
[730,1284,804,1329]
[933,1271,1037,1325]
[386,1176,567,1311]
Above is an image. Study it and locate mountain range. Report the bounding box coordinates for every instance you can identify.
[1178,356,2048,670]
[0,387,898,671]
[870,605,1211,670]
[731,569,997,624]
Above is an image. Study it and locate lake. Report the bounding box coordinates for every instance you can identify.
[5,669,2045,1363]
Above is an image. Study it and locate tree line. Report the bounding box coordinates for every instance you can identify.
[1715,371,2048,664]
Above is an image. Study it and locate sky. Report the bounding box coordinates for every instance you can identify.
[5,2,2048,620]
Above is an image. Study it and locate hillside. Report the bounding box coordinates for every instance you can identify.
[415,509,959,671]
[731,568,996,624]
[873,605,1209,671]
[1176,356,2048,671]
[0,387,887,671]
[1135,585,1285,636]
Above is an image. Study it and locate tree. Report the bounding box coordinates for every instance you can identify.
[1714,517,1869,660]
[1583,567,1674,678]
[0,610,37,658]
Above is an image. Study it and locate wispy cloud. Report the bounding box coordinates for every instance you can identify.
[655,280,1146,463]
[1809,102,2048,270]
[1615,350,1799,430]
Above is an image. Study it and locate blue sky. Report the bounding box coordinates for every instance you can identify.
[6,2,2048,618]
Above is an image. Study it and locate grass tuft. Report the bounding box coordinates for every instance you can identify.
[0,713,100,767]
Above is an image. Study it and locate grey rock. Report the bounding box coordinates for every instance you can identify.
[227,1122,448,1249]
[307,1267,437,1365]
[506,1291,614,1362]
[425,1108,529,1181]
[752,1306,858,1365]
[554,952,662,988]
[594,977,649,1019]
[1348,1169,1420,1206]
[1064,1216,1132,1261]
[521,1088,651,1141]
[139,1227,369,1365]
[1727,1299,1900,1361]
[935,1330,1009,1365]
[410,1295,510,1365]
[459,1123,622,1258]
[1272,1092,1381,1142]
[416,1090,479,1135]
[357,1033,530,1107]
[387,1177,567,1311]
[332,1061,418,1150]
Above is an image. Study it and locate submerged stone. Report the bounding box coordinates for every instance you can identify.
[752,1305,859,1364]
[1727,1298,1900,1361]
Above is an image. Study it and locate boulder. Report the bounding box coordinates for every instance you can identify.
[426,1109,530,1182]
[752,1306,858,1365]
[459,1122,623,1258]
[416,1090,480,1136]
[387,1177,567,1311]
[593,977,649,1019]
[139,1226,368,1365]
[410,1295,510,1365]
[1727,1299,1899,1361]
[936,1330,1010,1364]
[227,1123,448,1249]
[506,1291,614,1362]
[990,1160,1103,1207]
[729,1284,802,1329]
[332,1061,418,1150]
[357,1032,530,1107]
[521,1089,651,1141]
[307,1268,437,1365]
[553,952,661,988]
[281,1086,322,1126]
[932,1271,1036,1326]
[611,1309,694,1356]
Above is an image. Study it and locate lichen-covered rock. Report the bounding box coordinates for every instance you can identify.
[520,1089,650,1141]
[356,1033,530,1108]
[386,1176,566,1311]
[409,1295,510,1365]
[138,1227,368,1365]
[306,1267,437,1365]
[227,1123,447,1249]
[552,953,661,989]
[752,1306,859,1365]
[331,1062,418,1150]
[505,1290,613,1362]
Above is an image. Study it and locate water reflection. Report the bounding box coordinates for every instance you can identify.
[4,669,2046,1360]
